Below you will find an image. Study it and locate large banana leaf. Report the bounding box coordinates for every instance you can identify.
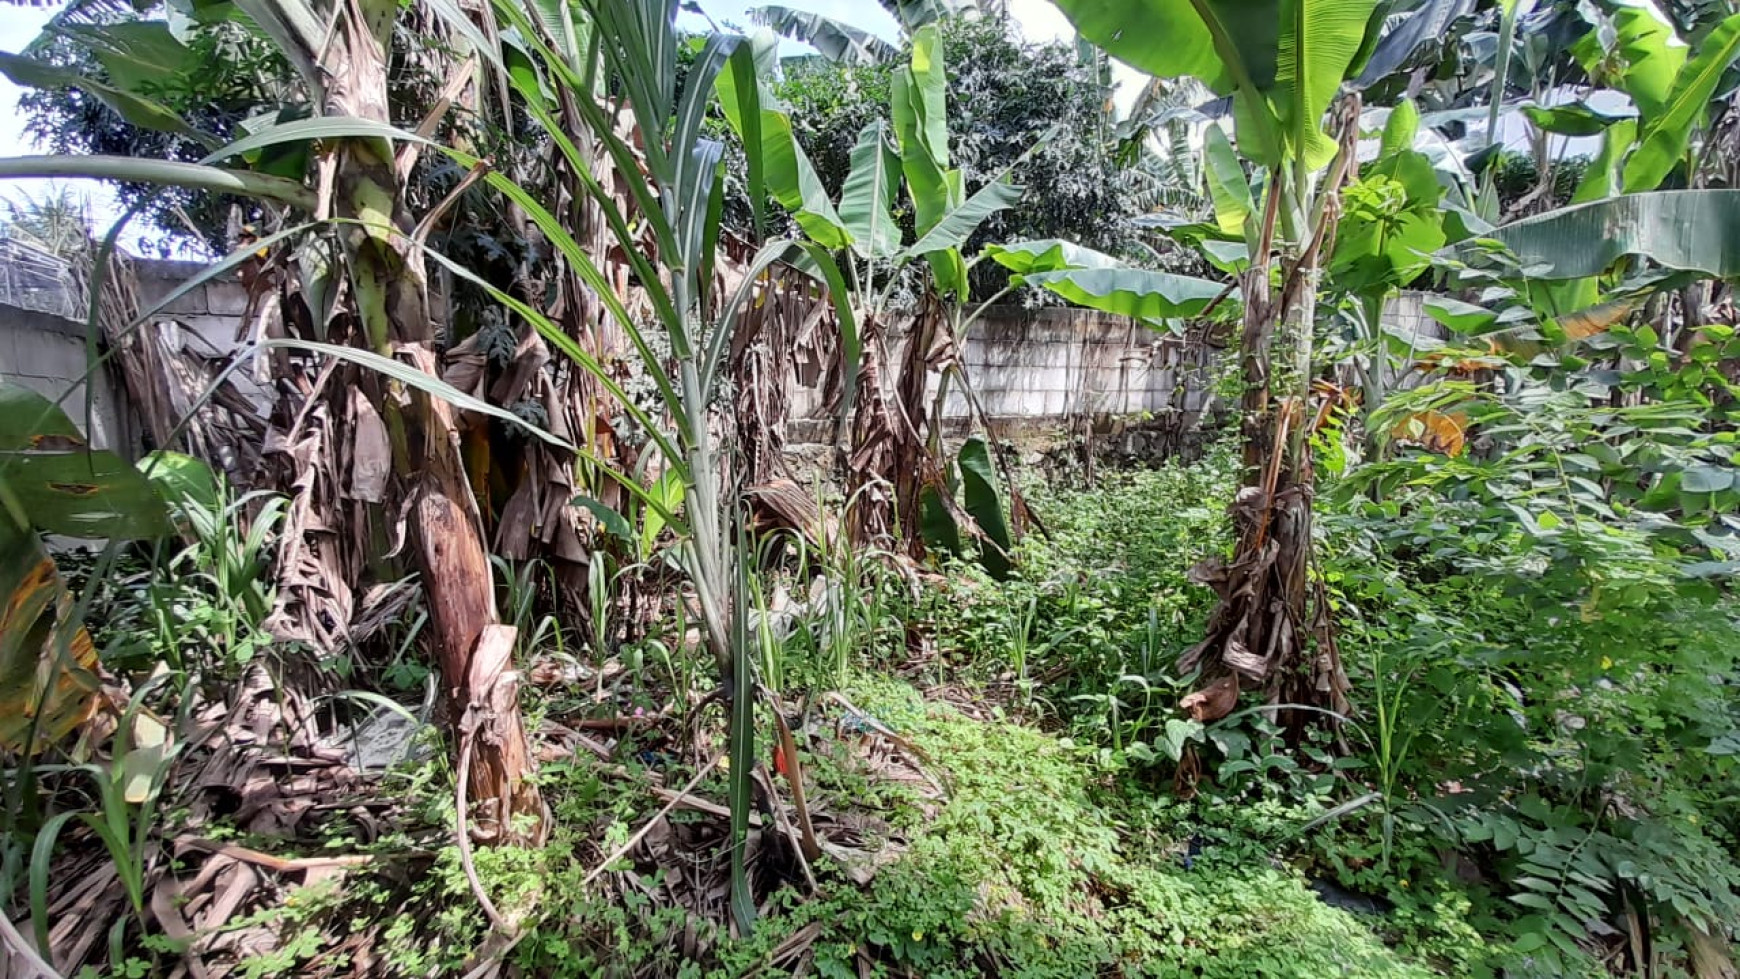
[1049,0,1381,169]
[1018,268,1230,326]
[3,452,171,540]
[891,24,951,234]
[0,384,170,542]
[716,33,850,249]
[1351,0,1476,90]
[749,5,898,65]
[957,437,1012,580]
[981,239,1126,275]
[0,385,168,754]
[839,121,902,259]
[1276,0,1385,168]
[0,155,315,210]
[1622,12,1740,191]
[1488,189,1740,280]
[890,24,977,294]
[0,50,214,146]
[52,20,196,92]
[900,174,1021,260]
[1202,124,1253,236]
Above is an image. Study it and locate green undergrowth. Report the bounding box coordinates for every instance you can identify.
[330,670,1458,977]
[470,675,1450,978]
[704,677,1452,979]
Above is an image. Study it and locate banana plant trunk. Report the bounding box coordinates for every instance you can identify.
[327,0,546,845]
[1181,167,1349,733]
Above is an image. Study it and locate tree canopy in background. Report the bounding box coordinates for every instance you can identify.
[775,14,1143,300]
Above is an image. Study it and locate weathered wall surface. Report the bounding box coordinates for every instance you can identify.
[0,301,132,450]
[133,258,252,349]
[946,306,1220,425]
[27,259,1440,465]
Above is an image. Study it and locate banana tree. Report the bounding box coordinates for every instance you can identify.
[717,24,1022,556]
[464,0,871,932]
[1047,0,1390,724]
[0,0,550,845]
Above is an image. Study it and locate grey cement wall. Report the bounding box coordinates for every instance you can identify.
[134,258,252,350]
[0,301,132,450]
[69,262,1444,462]
[943,306,1219,426]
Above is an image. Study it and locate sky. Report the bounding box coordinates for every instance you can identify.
[0,2,131,245]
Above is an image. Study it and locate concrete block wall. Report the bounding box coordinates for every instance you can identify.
[937,305,1221,430]
[134,259,250,352]
[0,301,131,450]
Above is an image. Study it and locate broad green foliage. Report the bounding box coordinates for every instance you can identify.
[1622,13,1740,190]
[1049,0,1382,168]
[984,239,1231,327]
[720,21,1018,299]
[1487,189,1740,280]
[919,437,1015,579]
[774,15,1140,279]
[717,33,851,248]
[1201,123,1254,237]
[838,121,901,258]
[1569,4,1740,191]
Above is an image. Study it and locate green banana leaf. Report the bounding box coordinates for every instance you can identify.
[1047,0,1381,169]
[839,121,903,259]
[1020,268,1230,326]
[1203,124,1254,237]
[0,384,169,541]
[716,34,850,249]
[1487,190,1740,280]
[1623,13,1740,192]
[982,239,1126,275]
[958,437,1013,580]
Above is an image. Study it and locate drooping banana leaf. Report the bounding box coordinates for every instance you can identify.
[0,384,169,542]
[1520,100,1634,137]
[1351,0,1476,90]
[749,5,898,65]
[980,239,1126,276]
[0,50,215,147]
[957,437,1012,580]
[899,174,1022,261]
[1018,267,1231,327]
[881,0,959,32]
[1486,189,1740,280]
